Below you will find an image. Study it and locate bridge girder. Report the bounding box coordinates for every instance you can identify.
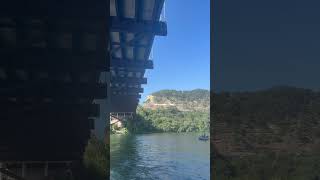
[109,0,166,113]
[110,17,167,36]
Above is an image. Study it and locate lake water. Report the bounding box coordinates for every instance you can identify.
[110,133,210,180]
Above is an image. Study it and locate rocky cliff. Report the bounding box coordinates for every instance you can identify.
[142,89,210,112]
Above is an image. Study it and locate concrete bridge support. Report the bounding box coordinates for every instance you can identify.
[93,72,111,140]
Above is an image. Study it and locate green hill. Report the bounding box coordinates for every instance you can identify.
[131,89,210,133]
[143,89,210,112]
[213,86,320,179]
[213,86,320,153]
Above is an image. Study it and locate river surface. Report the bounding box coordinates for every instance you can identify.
[110,133,210,180]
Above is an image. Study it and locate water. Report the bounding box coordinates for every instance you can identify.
[110,133,210,180]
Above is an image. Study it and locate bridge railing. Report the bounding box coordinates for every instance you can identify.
[109,112,134,121]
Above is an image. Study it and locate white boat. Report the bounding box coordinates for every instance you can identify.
[198,135,209,141]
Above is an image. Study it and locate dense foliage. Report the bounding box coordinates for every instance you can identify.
[214,152,320,180]
[133,106,209,133]
[213,86,320,144]
[151,89,210,102]
[213,86,320,179]
[80,135,108,180]
[111,124,129,134]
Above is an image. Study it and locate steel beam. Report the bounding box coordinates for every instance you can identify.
[111,86,143,93]
[110,93,141,99]
[0,56,107,71]
[111,77,147,84]
[0,0,109,18]
[0,82,107,99]
[0,103,99,117]
[111,41,148,48]
[111,58,153,69]
[111,17,167,36]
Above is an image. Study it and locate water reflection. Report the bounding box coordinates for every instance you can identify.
[111,133,210,180]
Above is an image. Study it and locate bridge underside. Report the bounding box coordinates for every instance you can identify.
[110,0,167,113]
[0,0,166,171]
[0,0,109,161]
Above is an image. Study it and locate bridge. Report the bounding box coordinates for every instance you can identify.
[109,0,167,112]
[110,112,134,130]
[0,0,166,179]
[107,0,167,127]
[110,112,134,124]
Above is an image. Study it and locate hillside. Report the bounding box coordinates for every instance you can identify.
[143,89,210,112]
[130,89,210,133]
[213,86,320,156]
[213,86,320,179]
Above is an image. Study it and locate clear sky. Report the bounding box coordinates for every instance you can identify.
[214,0,320,92]
[141,0,210,102]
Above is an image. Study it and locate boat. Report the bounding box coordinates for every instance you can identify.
[198,134,209,141]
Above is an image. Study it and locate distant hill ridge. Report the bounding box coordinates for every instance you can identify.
[143,89,209,112]
[213,86,320,156]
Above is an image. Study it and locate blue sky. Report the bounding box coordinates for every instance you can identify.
[214,0,320,92]
[141,0,210,102]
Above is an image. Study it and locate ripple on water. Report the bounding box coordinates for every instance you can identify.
[110,133,210,180]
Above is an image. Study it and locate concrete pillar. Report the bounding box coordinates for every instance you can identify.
[92,72,110,140]
[0,162,3,180]
[21,162,26,178]
[44,162,48,177]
